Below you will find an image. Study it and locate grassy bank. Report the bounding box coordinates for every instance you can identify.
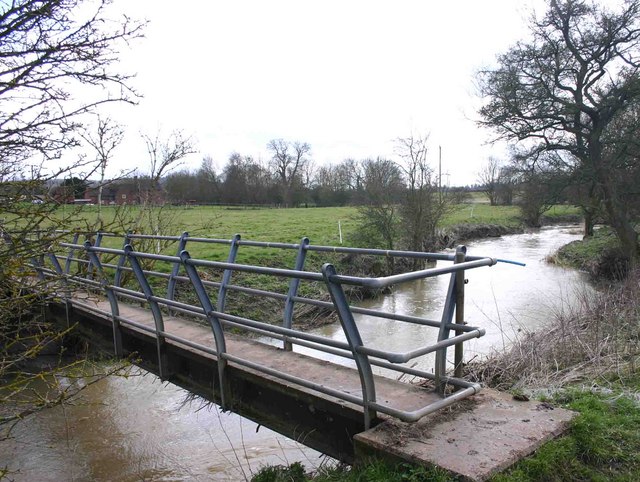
[253,388,640,481]
[550,227,632,280]
[252,384,640,481]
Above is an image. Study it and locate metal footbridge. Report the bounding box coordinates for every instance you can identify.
[21,230,498,462]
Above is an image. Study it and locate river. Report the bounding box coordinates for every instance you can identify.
[0,225,589,481]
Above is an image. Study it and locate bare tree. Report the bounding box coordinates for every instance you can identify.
[196,156,220,203]
[141,130,197,195]
[496,164,518,206]
[515,165,563,227]
[477,157,502,206]
[0,0,144,428]
[80,116,126,221]
[354,158,404,259]
[0,0,144,178]
[478,0,640,261]
[267,139,311,207]
[395,133,456,255]
[395,134,432,255]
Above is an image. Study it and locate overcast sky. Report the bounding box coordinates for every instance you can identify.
[97,0,551,186]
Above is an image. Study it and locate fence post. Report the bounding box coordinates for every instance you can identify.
[322,263,376,429]
[454,245,467,381]
[180,249,229,409]
[84,241,123,357]
[283,237,309,351]
[125,244,169,380]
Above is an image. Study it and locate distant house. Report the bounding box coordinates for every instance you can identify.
[83,177,165,205]
[50,185,75,204]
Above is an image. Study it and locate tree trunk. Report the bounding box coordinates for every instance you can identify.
[582,208,594,238]
[601,177,638,264]
[590,143,639,265]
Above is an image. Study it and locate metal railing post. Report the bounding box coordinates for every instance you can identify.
[322,263,377,429]
[180,249,229,409]
[283,237,309,351]
[64,232,80,275]
[125,244,169,380]
[166,231,189,312]
[84,241,123,357]
[29,240,46,281]
[47,251,64,276]
[114,232,132,288]
[85,231,104,281]
[46,250,70,299]
[217,234,241,314]
[454,245,466,381]
[435,266,458,395]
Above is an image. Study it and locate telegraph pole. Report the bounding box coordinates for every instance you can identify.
[438,145,442,203]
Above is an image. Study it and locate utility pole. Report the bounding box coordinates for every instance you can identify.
[438,145,442,203]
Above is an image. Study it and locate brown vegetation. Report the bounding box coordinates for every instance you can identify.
[466,270,640,392]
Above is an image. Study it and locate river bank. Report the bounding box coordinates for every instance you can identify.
[549,226,631,280]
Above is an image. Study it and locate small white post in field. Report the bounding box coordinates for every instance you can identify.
[338,220,343,244]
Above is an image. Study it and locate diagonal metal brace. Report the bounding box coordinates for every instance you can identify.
[180,249,229,410]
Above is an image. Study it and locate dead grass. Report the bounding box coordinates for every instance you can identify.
[465,270,640,392]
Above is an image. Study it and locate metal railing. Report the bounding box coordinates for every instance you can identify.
[26,230,498,429]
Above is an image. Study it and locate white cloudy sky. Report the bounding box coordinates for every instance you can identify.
[97,0,551,186]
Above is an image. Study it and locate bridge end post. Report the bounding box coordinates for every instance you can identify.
[434,262,458,396]
[454,245,467,382]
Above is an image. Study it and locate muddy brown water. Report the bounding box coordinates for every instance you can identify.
[1,225,588,481]
[306,225,591,373]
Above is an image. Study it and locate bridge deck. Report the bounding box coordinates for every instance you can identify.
[60,293,443,461]
[103,298,442,412]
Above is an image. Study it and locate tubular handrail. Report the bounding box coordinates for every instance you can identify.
[47,248,481,333]
[22,230,500,429]
[60,242,492,287]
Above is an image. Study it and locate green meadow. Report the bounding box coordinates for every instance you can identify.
[68,202,580,243]
[46,202,581,267]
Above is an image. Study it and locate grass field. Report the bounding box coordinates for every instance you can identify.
[65,202,581,242]
[14,202,581,271]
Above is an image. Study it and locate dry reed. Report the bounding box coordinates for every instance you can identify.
[465,270,640,391]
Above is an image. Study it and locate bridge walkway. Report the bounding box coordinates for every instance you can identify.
[73,292,443,418]
[59,289,452,462]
